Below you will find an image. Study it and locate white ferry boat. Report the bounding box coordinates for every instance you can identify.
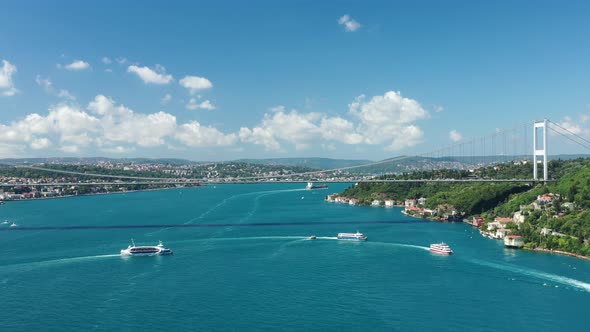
[337,231,367,241]
[306,182,328,190]
[429,242,453,254]
[120,240,173,256]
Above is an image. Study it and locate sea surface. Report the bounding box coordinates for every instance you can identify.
[1,183,589,331]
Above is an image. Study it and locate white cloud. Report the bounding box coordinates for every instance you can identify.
[239,90,428,152]
[60,145,80,153]
[554,116,590,137]
[338,15,361,32]
[349,90,429,150]
[0,90,431,156]
[35,75,52,91]
[186,98,216,110]
[62,60,91,71]
[161,93,172,105]
[57,89,75,100]
[434,105,444,113]
[127,64,173,84]
[116,57,128,65]
[179,75,213,94]
[30,137,52,149]
[35,75,75,100]
[0,59,18,96]
[102,57,112,64]
[175,122,237,147]
[101,146,135,154]
[449,129,463,142]
[88,95,177,147]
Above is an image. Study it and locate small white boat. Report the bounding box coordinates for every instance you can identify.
[10,222,18,227]
[429,242,453,254]
[1,220,9,225]
[120,239,173,256]
[309,235,317,240]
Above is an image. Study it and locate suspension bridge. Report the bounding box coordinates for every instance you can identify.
[0,118,588,187]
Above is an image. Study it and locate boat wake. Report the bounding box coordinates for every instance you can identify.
[0,254,120,274]
[367,241,430,251]
[466,258,590,292]
[185,188,308,225]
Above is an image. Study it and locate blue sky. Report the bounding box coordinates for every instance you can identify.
[1,0,589,161]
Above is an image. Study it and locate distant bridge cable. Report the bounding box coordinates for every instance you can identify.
[547,120,590,147]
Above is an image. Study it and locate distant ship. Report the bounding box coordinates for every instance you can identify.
[120,240,173,256]
[429,242,453,254]
[337,231,367,241]
[306,182,328,190]
[10,222,17,227]
[309,235,317,240]
[1,220,9,225]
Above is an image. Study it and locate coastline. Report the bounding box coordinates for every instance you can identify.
[522,247,590,261]
[0,185,197,203]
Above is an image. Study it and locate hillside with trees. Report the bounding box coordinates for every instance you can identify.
[339,158,590,257]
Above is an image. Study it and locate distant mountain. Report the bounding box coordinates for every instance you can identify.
[234,157,373,170]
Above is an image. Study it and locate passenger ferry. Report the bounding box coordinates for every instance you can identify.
[337,231,368,241]
[120,240,173,256]
[429,242,453,254]
[306,182,328,190]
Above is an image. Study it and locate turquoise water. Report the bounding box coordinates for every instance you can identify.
[1,183,589,331]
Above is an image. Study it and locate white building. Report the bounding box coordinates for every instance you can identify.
[512,211,525,223]
[504,235,524,248]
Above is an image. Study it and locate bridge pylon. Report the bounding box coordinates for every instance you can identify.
[533,119,548,181]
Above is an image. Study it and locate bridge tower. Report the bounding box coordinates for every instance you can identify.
[533,119,548,181]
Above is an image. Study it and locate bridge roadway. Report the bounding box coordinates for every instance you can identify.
[0,178,553,187]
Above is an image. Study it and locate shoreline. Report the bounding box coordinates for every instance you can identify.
[0,185,200,203]
[522,247,590,261]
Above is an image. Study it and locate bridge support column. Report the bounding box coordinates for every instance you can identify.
[533,119,548,181]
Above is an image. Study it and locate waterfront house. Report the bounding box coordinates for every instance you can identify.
[371,199,381,207]
[405,199,416,207]
[384,199,395,208]
[471,217,484,227]
[417,197,427,206]
[487,221,502,231]
[504,235,524,248]
[349,198,360,206]
[495,228,511,239]
[422,209,436,217]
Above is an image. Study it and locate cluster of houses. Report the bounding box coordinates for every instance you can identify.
[325,193,395,207]
[470,192,576,248]
[325,194,462,221]
[0,187,63,200]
